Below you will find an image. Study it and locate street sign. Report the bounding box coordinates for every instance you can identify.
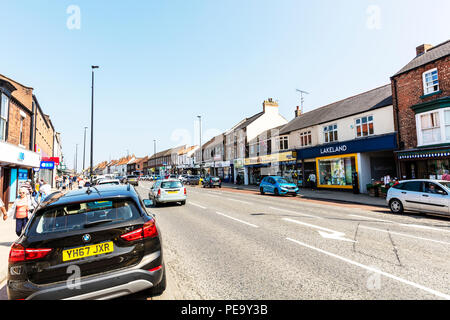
[42,157,60,165]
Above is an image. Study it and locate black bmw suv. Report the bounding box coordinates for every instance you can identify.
[7,184,166,300]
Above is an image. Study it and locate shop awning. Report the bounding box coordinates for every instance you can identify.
[397,148,450,160]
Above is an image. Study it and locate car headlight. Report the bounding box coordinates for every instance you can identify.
[280,187,288,191]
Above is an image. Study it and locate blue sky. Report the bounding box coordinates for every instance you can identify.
[1,0,449,170]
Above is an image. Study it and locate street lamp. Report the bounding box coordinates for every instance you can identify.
[197,115,202,176]
[83,126,87,173]
[90,65,99,183]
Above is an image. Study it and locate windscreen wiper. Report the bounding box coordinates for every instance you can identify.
[83,219,114,228]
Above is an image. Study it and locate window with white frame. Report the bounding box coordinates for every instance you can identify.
[277,136,289,151]
[355,115,374,137]
[19,115,25,145]
[299,130,312,147]
[323,124,338,143]
[420,112,441,144]
[0,93,9,141]
[423,68,439,95]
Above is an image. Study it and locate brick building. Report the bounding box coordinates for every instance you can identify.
[392,40,450,179]
[0,75,40,208]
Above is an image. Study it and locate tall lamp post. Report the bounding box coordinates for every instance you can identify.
[90,65,99,183]
[153,139,156,175]
[83,126,87,174]
[197,115,202,176]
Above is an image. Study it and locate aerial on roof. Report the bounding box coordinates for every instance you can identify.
[280,84,393,135]
[393,39,450,77]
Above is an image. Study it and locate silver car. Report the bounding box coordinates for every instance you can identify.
[387,179,450,216]
[149,179,186,206]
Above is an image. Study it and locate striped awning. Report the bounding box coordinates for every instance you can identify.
[397,148,450,160]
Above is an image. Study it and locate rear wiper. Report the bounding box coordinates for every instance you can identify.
[83,219,114,228]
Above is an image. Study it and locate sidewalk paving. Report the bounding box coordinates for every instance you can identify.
[0,217,17,285]
[221,183,388,207]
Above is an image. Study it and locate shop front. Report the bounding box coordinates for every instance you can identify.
[297,133,398,193]
[244,151,297,185]
[0,141,40,208]
[396,147,450,180]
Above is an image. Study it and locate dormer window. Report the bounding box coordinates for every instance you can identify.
[423,68,439,95]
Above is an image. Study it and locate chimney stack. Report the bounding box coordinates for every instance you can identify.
[295,106,302,118]
[263,98,279,113]
[416,44,433,56]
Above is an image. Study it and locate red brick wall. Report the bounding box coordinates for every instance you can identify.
[6,100,32,148]
[392,55,450,149]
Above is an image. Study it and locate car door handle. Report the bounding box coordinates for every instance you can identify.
[401,192,407,194]
[422,194,429,197]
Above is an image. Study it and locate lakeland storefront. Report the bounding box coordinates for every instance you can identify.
[296,133,398,193]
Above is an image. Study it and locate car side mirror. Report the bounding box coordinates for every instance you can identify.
[143,199,153,208]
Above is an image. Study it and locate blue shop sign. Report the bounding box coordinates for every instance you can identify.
[40,161,55,169]
[297,133,397,159]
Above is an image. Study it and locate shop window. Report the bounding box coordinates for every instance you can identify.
[445,110,450,140]
[317,155,356,188]
[355,116,374,137]
[423,68,439,95]
[300,131,312,147]
[19,116,25,146]
[323,124,338,143]
[420,112,441,144]
[0,93,9,141]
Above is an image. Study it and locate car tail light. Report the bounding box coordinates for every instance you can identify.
[157,189,161,197]
[184,188,187,195]
[9,244,52,264]
[121,219,158,242]
[148,265,162,272]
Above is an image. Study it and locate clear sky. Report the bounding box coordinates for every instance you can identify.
[1,0,449,170]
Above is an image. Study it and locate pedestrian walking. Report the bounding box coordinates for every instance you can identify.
[6,187,37,237]
[40,180,52,200]
[1,197,7,221]
[442,170,450,181]
[308,172,316,190]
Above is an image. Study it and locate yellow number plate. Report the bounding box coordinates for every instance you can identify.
[167,191,178,194]
[63,242,114,262]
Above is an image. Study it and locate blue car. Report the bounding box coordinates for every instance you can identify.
[259,176,299,196]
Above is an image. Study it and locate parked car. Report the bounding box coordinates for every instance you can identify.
[202,176,221,188]
[7,184,166,300]
[97,179,121,186]
[125,175,139,186]
[387,179,450,216]
[149,179,186,206]
[259,176,299,196]
[186,175,200,185]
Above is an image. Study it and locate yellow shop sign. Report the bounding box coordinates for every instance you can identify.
[245,151,297,166]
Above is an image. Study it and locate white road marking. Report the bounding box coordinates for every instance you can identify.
[226,198,252,205]
[349,214,391,223]
[398,223,450,234]
[189,202,207,209]
[360,225,450,246]
[270,207,322,219]
[286,237,450,300]
[215,211,259,228]
[283,218,355,242]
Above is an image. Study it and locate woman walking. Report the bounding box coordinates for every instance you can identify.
[7,187,37,237]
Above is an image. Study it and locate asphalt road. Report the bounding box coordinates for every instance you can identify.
[133,181,450,300]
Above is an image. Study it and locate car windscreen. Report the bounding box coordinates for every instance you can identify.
[161,181,183,189]
[440,182,450,189]
[274,177,289,184]
[27,200,141,236]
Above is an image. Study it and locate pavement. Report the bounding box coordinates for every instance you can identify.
[0,217,17,289]
[221,183,388,207]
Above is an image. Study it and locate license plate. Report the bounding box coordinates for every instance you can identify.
[167,190,178,194]
[63,242,114,262]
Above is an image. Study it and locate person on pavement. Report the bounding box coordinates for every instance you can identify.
[1,197,7,221]
[39,180,52,202]
[6,187,37,237]
[442,170,450,181]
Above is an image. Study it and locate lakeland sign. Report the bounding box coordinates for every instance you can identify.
[297,133,397,160]
[320,145,348,155]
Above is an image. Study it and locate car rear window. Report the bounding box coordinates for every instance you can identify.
[161,181,183,189]
[27,200,141,236]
